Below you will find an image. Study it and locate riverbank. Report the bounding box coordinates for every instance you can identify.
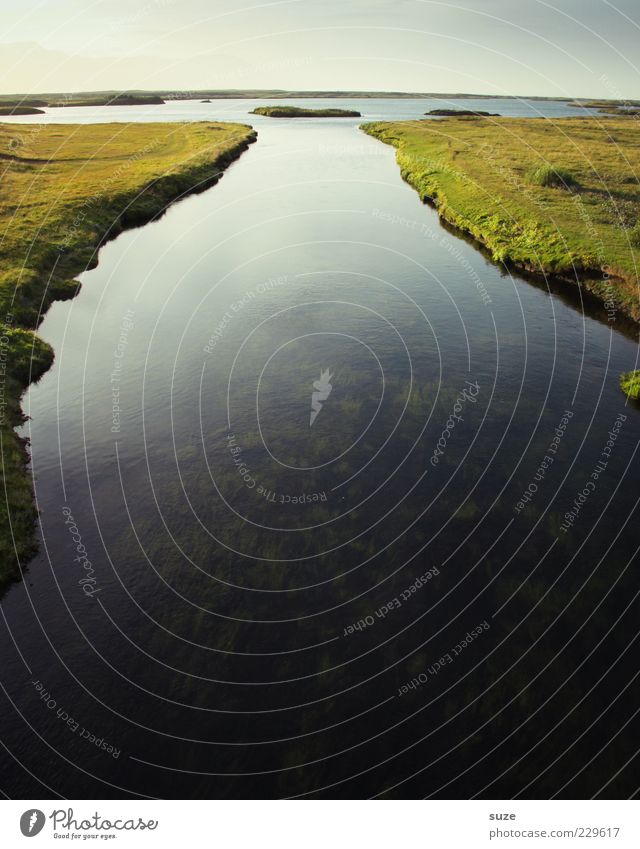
[0,120,256,590]
[0,90,587,105]
[362,117,640,322]
[0,106,45,115]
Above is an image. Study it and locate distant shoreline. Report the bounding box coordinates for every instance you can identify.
[0,89,627,106]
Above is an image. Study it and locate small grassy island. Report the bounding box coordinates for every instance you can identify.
[427,109,500,117]
[0,120,256,590]
[620,370,640,400]
[251,105,361,118]
[362,116,640,321]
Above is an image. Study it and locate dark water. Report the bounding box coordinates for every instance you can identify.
[1,98,639,799]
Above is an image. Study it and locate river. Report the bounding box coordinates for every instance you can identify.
[1,98,639,798]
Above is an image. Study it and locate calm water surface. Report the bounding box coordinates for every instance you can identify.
[1,98,639,798]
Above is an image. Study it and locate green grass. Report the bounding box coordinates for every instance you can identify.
[251,106,361,118]
[427,109,499,117]
[0,119,256,590]
[528,164,579,189]
[362,116,640,320]
[620,370,640,399]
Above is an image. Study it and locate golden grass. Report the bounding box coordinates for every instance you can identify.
[0,119,255,587]
[363,116,640,319]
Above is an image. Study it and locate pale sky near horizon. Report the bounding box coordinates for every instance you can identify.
[0,0,638,98]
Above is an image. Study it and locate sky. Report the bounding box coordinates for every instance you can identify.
[0,0,639,98]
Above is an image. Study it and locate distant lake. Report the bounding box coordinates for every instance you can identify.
[1,97,639,798]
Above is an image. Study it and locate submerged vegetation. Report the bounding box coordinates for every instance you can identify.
[251,105,361,118]
[0,119,256,590]
[362,116,640,320]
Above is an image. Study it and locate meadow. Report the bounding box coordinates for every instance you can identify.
[362,116,640,321]
[0,119,255,588]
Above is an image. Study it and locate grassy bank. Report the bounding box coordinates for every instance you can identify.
[251,106,361,118]
[0,119,256,590]
[2,90,621,104]
[362,117,640,320]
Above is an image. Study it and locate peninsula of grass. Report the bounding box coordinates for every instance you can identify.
[570,99,640,110]
[0,106,44,115]
[0,119,256,591]
[251,105,361,118]
[362,116,640,320]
